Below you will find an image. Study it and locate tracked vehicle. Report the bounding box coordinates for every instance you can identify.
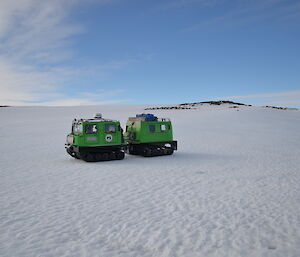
[124,113,177,157]
[65,114,125,162]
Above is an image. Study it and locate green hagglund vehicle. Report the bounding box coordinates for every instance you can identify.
[65,114,125,162]
[124,114,177,157]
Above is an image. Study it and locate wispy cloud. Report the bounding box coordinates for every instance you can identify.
[0,0,86,63]
[182,0,300,31]
[157,0,223,10]
[23,90,132,107]
[38,99,131,107]
[214,90,300,107]
[0,0,131,106]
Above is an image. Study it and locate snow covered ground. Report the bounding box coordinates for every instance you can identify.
[1,104,300,257]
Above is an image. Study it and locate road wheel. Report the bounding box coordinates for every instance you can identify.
[116,151,125,160]
[143,147,152,157]
[81,152,95,162]
[110,152,116,160]
[152,149,159,156]
[102,153,109,161]
[94,153,103,161]
[163,148,169,155]
[167,148,174,155]
[128,146,137,155]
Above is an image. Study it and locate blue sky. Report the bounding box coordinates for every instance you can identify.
[0,0,300,106]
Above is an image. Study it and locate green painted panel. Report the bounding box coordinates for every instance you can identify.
[124,120,173,143]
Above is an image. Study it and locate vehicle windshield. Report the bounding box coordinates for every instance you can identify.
[72,123,83,134]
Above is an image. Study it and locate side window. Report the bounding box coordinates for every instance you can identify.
[160,124,166,131]
[149,124,155,133]
[105,124,116,133]
[86,124,97,134]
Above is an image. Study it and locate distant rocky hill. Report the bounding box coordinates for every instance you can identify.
[145,101,297,111]
[145,100,250,110]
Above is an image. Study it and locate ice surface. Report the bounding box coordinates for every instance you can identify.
[1,104,300,257]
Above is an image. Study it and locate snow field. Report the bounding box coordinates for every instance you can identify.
[1,104,300,257]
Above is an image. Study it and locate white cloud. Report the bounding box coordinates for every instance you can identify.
[33,98,131,107]
[0,57,131,106]
[0,0,130,106]
[214,90,300,107]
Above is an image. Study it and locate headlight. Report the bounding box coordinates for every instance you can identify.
[67,135,74,144]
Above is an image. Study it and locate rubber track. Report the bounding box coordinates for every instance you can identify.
[142,147,174,157]
[81,151,125,162]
